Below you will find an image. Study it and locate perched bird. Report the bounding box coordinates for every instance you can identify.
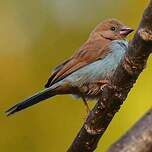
[6,19,133,116]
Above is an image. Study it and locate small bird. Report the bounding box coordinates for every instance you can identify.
[6,19,133,116]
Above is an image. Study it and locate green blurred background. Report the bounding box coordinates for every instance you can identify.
[0,0,151,152]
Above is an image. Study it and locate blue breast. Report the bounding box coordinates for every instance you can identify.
[60,40,128,87]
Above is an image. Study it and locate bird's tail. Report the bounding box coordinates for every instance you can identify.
[6,82,72,116]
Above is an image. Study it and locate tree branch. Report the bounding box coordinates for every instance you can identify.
[108,108,152,152]
[67,1,152,152]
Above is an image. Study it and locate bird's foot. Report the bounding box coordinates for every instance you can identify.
[96,80,110,91]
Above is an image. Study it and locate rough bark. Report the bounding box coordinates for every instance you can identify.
[108,108,152,152]
[67,1,152,152]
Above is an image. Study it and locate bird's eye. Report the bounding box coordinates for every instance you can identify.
[111,27,116,31]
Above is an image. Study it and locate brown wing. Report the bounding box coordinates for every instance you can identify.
[45,39,111,88]
[45,59,71,88]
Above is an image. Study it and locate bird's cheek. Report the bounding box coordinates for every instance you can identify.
[116,34,123,40]
[100,31,113,39]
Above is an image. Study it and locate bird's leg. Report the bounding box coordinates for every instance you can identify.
[78,87,91,114]
[75,86,91,115]
[81,95,90,115]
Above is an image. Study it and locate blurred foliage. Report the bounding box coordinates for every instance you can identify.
[0,0,151,152]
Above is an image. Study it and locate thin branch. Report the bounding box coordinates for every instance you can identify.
[108,108,152,152]
[67,1,152,152]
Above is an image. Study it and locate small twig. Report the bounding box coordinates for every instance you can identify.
[67,1,152,152]
[108,108,152,152]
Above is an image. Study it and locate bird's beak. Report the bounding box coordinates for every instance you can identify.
[120,26,134,36]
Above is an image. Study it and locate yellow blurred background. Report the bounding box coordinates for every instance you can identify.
[0,0,151,152]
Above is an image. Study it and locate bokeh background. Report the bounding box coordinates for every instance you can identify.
[0,0,151,152]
